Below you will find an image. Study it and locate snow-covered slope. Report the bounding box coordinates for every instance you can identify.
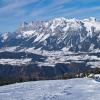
[0,78,100,100]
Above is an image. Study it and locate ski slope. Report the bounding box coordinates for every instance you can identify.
[0,78,100,100]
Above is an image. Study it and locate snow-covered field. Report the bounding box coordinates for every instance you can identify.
[0,46,100,67]
[0,58,32,66]
[0,78,100,100]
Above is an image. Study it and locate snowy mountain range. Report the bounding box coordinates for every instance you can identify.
[0,17,100,52]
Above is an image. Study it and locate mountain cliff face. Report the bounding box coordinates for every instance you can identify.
[0,17,100,52]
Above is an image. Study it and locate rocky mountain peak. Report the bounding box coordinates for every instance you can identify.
[0,17,100,52]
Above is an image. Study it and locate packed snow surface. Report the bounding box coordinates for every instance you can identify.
[0,78,100,100]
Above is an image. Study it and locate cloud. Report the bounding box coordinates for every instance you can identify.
[0,0,40,15]
[65,6,100,17]
[30,0,72,18]
[0,0,100,17]
[0,0,99,19]
[30,0,100,19]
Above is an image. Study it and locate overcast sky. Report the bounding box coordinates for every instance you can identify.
[0,0,100,33]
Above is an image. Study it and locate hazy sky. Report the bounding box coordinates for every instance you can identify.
[0,0,100,33]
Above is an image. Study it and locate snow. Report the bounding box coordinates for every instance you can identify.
[63,26,69,32]
[34,33,44,42]
[0,58,32,66]
[21,30,35,37]
[0,46,99,68]
[50,17,66,32]
[43,22,49,28]
[68,21,82,31]
[1,33,8,42]
[89,44,95,51]
[50,17,82,32]
[39,34,50,42]
[93,74,100,82]
[50,24,56,32]
[91,48,100,53]
[83,19,100,37]
[83,17,96,22]
[0,46,18,52]
[19,48,100,68]
[94,74,100,78]
[0,78,100,100]
[87,61,100,68]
